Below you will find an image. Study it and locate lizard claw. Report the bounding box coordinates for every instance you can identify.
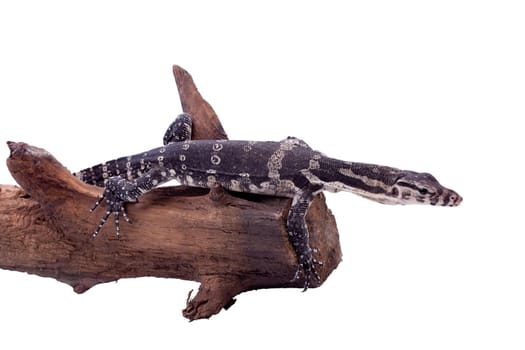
[91,199,129,238]
[92,208,111,238]
[90,193,105,212]
[292,248,323,291]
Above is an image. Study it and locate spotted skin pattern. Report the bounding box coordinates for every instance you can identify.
[76,113,462,290]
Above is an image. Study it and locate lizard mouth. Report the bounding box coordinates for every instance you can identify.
[430,191,462,207]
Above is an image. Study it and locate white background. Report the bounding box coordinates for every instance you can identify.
[1,1,524,349]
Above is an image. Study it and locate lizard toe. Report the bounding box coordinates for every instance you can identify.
[292,251,324,291]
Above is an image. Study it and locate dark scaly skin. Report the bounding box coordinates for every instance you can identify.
[77,113,462,290]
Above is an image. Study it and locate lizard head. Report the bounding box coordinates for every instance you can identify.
[390,171,462,206]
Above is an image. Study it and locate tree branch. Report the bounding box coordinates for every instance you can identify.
[0,65,342,320]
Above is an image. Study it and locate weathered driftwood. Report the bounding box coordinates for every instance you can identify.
[0,65,342,320]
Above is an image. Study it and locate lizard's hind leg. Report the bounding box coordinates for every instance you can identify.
[163,113,193,144]
[90,176,136,238]
[90,166,172,237]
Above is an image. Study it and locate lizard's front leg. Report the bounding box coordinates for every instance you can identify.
[287,184,324,290]
[90,166,170,237]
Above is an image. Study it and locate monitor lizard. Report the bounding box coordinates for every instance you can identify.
[75,113,462,290]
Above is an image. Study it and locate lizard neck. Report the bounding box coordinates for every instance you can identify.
[306,156,405,204]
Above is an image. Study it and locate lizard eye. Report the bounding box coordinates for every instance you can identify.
[418,188,429,195]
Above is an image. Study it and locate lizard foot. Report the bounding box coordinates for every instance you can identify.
[90,177,134,238]
[292,248,324,291]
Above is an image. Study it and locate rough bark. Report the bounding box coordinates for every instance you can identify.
[0,65,342,320]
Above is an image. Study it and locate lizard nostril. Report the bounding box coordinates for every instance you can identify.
[448,193,462,206]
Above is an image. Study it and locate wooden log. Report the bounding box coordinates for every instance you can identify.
[0,65,342,320]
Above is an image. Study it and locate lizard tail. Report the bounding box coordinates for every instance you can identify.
[73,163,109,187]
[74,154,140,187]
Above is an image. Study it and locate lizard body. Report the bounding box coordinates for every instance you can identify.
[76,114,462,289]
